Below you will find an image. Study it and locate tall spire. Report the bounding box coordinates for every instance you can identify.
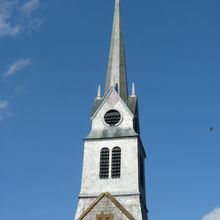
[105,0,128,101]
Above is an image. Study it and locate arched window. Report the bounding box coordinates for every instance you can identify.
[99,148,110,179]
[111,147,121,178]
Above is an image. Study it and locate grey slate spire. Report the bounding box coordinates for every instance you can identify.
[105,0,128,101]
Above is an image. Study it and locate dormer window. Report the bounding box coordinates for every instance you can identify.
[104,110,121,126]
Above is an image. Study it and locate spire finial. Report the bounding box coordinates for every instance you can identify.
[104,0,128,100]
[96,85,101,99]
[131,83,136,97]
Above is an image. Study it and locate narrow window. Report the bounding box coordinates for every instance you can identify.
[111,147,121,178]
[139,154,145,186]
[99,148,109,179]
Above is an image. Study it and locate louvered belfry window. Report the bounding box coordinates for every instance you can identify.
[99,148,110,179]
[111,147,121,178]
[104,110,121,126]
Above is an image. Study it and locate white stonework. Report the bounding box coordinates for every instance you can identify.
[91,88,134,133]
[75,88,147,219]
[80,137,139,196]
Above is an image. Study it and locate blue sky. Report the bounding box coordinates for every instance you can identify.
[0,0,220,220]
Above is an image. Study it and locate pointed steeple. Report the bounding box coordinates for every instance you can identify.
[105,0,128,101]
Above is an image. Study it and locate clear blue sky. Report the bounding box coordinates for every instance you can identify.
[0,0,220,220]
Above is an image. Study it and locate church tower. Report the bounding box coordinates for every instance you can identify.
[75,0,148,219]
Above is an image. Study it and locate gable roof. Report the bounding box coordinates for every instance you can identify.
[92,93,138,117]
[77,192,135,220]
[91,87,133,120]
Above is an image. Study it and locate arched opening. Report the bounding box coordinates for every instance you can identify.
[99,148,110,179]
[111,147,121,178]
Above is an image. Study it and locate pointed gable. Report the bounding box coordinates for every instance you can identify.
[87,88,137,139]
[77,193,135,220]
[91,87,133,120]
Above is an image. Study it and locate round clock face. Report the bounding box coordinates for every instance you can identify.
[104,109,121,126]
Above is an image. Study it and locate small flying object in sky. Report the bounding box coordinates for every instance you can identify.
[209,126,214,132]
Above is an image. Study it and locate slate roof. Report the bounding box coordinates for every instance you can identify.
[91,95,137,116]
[104,0,128,101]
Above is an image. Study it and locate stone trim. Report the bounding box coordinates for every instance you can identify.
[84,135,138,141]
[77,192,135,220]
[79,192,141,198]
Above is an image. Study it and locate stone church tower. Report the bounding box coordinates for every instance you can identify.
[75,0,148,219]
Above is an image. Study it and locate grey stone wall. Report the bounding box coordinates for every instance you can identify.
[82,196,129,220]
